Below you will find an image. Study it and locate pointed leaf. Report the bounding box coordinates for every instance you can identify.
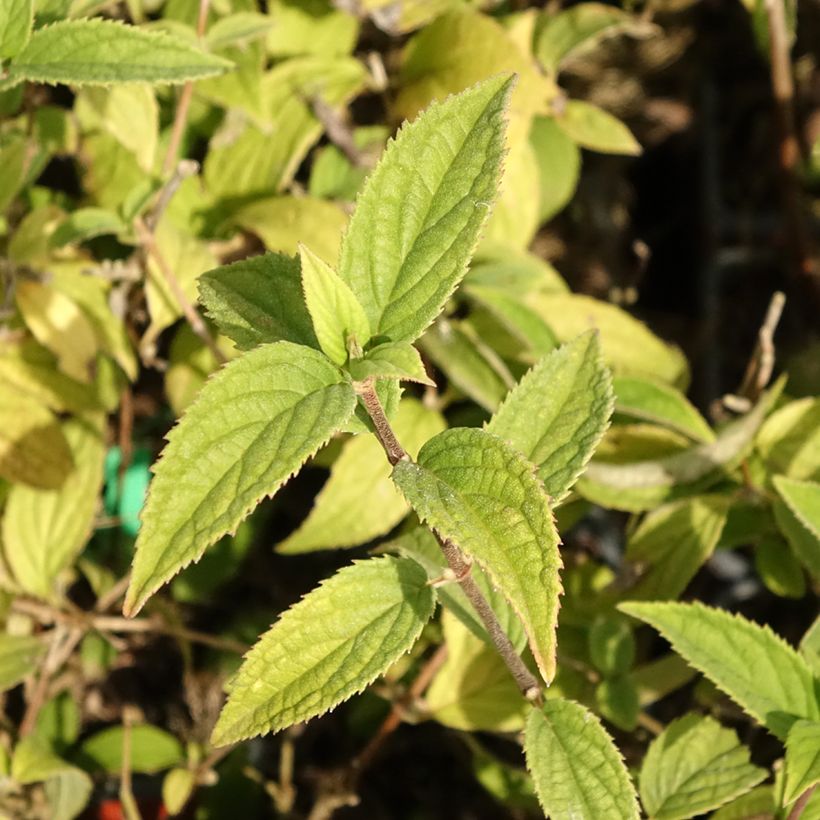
[784,720,820,806]
[392,427,562,683]
[524,699,640,820]
[639,713,767,820]
[773,475,820,578]
[556,100,641,155]
[124,342,357,616]
[757,397,820,482]
[347,342,433,385]
[7,19,232,86]
[488,330,613,501]
[279,400,445,553]
[620,601,820,738]
[299,243,370,364]
[212,556,435,743]
[3,415,105,599]
[614,375,714,443]
[198,252,318,352]
[579,378,784,511]
[339,74,513,343]
[77,726,183,774]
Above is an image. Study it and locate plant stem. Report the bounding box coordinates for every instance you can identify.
[355,379,543,705]
[787,785,818,820]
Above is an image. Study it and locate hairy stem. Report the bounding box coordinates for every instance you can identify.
[355,379,543,704]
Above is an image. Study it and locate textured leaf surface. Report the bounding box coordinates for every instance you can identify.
[614,375,714,442]
[347,342,433,385]
[8,19,232,85]
[620,601,820,738]
[198,252,317,352]
[339,75,512,343]
[300,244,370,364]
[525,699,639,820]
[625,495,729,600]
[3,415,105,599]
[212,556,435,743]
[0,0,32,59]
[279,400,445,553]
[392,427,562,683]
[488,331,613,501]
[774,475,820,578]
[639,713,767,819]
[578,379,783,511]
[125,343,357,616]
[784,720,820,806]
[0,634,45,691]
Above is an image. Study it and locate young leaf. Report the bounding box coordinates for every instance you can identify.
[624,495,729,600]
[556,100,641,156]
[784,720,820,806]
[346,342,433,385]
[524,699,640,819]
[299,243,370,365]
[579,378,784,512]
[338,74,513,343]
[487,330,614,502]
[124,343,357,616]
[773,475,820,578]
[198,253,318,352]
[3,415,105,599]
[278,400,445,553]
[211,556,435,744]
[7,19,232,86]
[639,713,767,820]
[392,427,562,683]
[0,0,33,59]
[620,601,820,738]
[614,375,714,443]
[756,397,820,482]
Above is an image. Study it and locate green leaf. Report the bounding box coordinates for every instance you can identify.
[487,330,614,502]
[49,208,127,248]
[709,787,776,820]
[755,534,807,599]
[0,634,45,691]
[392,427,562,683]
[529,115,581,222]
[278,399,445,553]
[526,293,688,386]
[639,713,767,820]
[774,475,820,578]
[524,699,640,820]
[163,767,196,816]
[339,74,512,343]
[0,391,73,489]
[589,615,635,676]
[536,3,634,74]
[784,720,820,806]
[76,725,183,774]
[801,617,820,678]
[420,318,512,412]
[0,0,33,59]
[426,610,527,732]
[300,243,370,365]
[124,342,357,616]
[596,675,639,731]
[7,19,232,86]
[347,342,433,386]
[556,100,641,156]
[198,252,317,352]
[211,556,435,743]
[267,0,358,57]
[620,601,820,738]
[614,375,714,443]
[3,415,105,599]
[205,12,273,50]
[578,379,784,512]
[757,397,820,482]
[624,495,729,600]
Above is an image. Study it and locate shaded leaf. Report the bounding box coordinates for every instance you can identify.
[530,115,581,222]
[76,725,183,774]
[347,342,433,386]
[784,720,820,806]
[773,475,820,578]
[757,397,820,482]
[0,634,45,691]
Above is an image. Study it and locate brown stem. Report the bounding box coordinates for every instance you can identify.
[736,290,786,401]
[355,380,543,705]
[135,217,226,365]
[788,785,818,820]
